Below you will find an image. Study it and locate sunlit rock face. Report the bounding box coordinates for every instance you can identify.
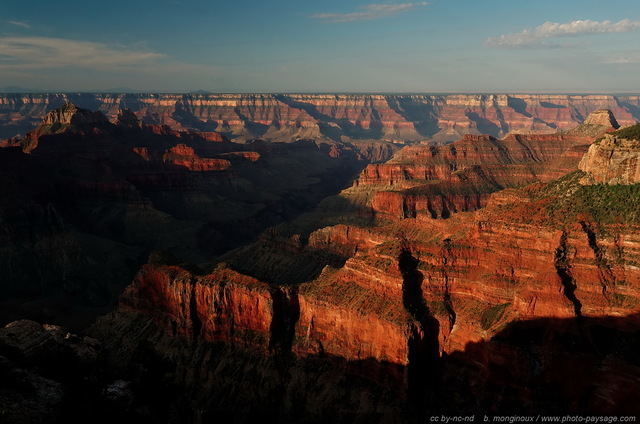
[1,93,639,142]
[579,123,640,185]
[582,109,620,128]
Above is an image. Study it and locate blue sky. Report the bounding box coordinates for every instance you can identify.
[1,0,639,93]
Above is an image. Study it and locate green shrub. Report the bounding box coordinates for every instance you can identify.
[611,123,640,141]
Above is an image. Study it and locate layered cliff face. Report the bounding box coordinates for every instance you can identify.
[1,93,639,143]
[358,128,595,219]
[93,173,640,418]
[5,104,640,420]
[579,123,640,185]
[162,143,232,171]
[83,111,640,420]
[119,262,275,348]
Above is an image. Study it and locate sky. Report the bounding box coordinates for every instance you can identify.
[1,0,639,93]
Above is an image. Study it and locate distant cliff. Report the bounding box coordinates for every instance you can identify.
[1,93,639,142]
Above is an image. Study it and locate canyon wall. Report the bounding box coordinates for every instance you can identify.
[87,112,640,419]
[1,93,638,142]
[358,131,594,219]
[4,104,640,420]
[97,184,640,418]
[580,124,640,185]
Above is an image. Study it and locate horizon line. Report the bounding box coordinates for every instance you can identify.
[1,91,640,96]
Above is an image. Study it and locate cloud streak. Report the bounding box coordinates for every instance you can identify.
[0,37,166,70]
[8,21,31,29]
[0,36,227,91]
[311,2,428,23]
[604,52,640,64]
[487,19,640,48]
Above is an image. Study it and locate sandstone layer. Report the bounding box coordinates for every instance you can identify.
[4,105,640,420]
[579,123,640,184]
[1,93,639,142]
[358,131,593,219]
[85,111,640,420]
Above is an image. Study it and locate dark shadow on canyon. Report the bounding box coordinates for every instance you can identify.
[62,312,640,424]
[398,243,441,406]
[3,308,640,422]
[385,95,441,138]
[442,313,640,416]
[273,94,385,141]
[0,119,370,331]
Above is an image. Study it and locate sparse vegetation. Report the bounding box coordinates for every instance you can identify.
[548,182,640,226]
[531,171,640,227]
[595,123,640,144]
[612,293,639,308]
[426,300,449,316]
[610,123,640,141]
[480,303,511,330]
[301,272,408,324]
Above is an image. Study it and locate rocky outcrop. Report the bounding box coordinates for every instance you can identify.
[120,263,274,348]
[1,93,639,142]
[114,108,142,129]
[41,102,109,128]
[565,109,620,137]
[583,109,620,128]
[117,259,413,364]
[579,123,640,185]
[358,128,595,219]
[1,103,113,152]
[163,144,231,171]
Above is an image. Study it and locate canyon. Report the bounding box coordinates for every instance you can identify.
[0,103,376,330]
[90,113,640,420]
[1,100,640,422]
[1,93,640,144]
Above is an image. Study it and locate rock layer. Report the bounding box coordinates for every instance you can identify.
[4,105,640,420]
[358,129,594,219]
[579,123,640,184]
[1,93,639,142]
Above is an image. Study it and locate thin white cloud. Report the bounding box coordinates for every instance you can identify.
[8,20,31,29]
[311,2,429,23]
[605,56,640,64]
[0,36,226,91]
[0,37,166,70]
[487,19,640,48]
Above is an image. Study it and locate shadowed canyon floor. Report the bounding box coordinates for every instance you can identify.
[1,104,640,422]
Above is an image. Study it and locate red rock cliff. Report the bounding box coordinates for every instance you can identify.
[579,124,640,185]
[2,93,639,142]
